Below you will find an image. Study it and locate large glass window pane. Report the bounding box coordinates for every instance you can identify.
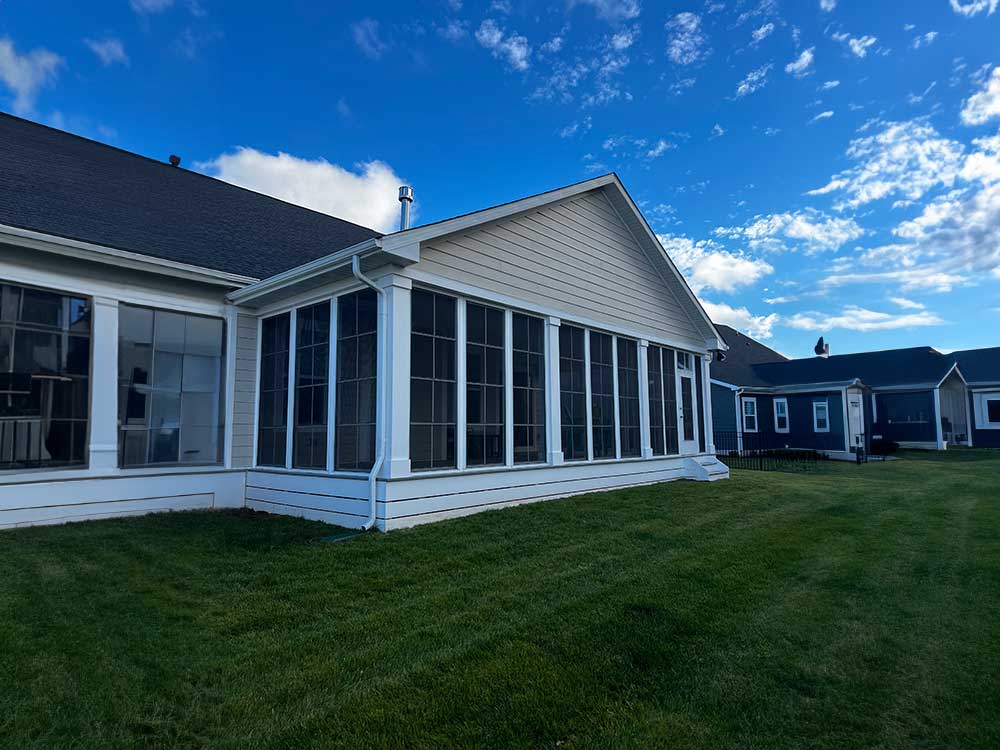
[647,345,678,456]
[257,313,289,467]
[466,302,505,467]
[590,331,615,459]
[513,312,546,464]
[410,289,456,470]
[559,325,588,461]
[118,304,225,467]
[336,289,378,471]
[617,338,640,458]
[0,282,91,471]
[293,301,330,469]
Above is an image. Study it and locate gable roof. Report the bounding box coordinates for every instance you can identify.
[951,347,1000,386]
[0,113,381,282]
[711,324,788,387]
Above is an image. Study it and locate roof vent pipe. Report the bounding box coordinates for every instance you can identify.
[398,185,413,231]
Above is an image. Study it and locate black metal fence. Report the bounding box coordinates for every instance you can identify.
[714,430,835,472]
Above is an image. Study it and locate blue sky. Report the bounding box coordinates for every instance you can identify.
[2,0,1000,357]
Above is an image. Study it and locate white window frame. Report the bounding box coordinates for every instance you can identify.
[973,391,1000,430]
[773,397,789,434]
[742,397,758,433]
[813,400,830,433]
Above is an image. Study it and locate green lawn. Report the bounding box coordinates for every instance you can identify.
[2,452,999,749]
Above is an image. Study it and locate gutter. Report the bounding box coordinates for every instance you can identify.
[351,255,386,531]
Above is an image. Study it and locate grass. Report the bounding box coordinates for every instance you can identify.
[2,451,999,749]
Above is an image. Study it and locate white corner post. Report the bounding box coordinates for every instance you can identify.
[378,274,412,478]
[223,303,238,469]
[456,298,467,471]
[638,340,652,459]
[703,356,715,455]
[545,316,563,465]
[89,296,119,471]
[933,387,945,450]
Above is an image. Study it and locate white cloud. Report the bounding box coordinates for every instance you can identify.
[715,208,864,254]
[822,80,840,89]
[658,233,774,293]
[476,19,531,71]
[711,123,725,138]
[911,31,938,49]
[810,110,834,123]
[961,66,1000,125]
[0,36,63,115]
[735,63,773,97]
[646,139,673,159]
[196,148,407,233]
[786,305,943,331]
[821,268,968,292]
[84,37,128,66]
[820,0,837,10]
[949,0,998,17]
[890,296,925,309]
[665,12,710,66]
[751,23,774,44]
[807,119,965,210]
[832,32,877,58]
[559,116,592,138]
[437,20,469,42]
[130,0,174,12]
[569,0,641,22]
[701,300,779,339]
[352,18,388,60]
[785,47,815,78]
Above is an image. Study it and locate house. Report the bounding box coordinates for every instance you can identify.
[951,347,1000,448]
[0,113,728,531]
[711,325,977,457]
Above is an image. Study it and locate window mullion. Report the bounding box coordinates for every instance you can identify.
[584,329,594,462]
[456,298,467,471]
[285,308,297,470]
[326,300,337,472]
[504,309,514,468]
[611,335,621,460]
[659,349,668,453]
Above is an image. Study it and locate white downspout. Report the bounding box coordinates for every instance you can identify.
[352,255,387,531]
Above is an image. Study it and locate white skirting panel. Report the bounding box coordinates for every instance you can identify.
[0,470,246,530]
[244,470,371,528]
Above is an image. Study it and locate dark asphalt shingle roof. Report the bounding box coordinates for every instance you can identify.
[951,347,1000,385]
[0,113,382,281]
[711,324,788,387]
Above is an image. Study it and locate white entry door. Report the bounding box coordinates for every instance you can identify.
[676,352,699,454]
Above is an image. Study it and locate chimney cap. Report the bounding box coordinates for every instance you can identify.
[398,185,414,203]
[168,154,182,167]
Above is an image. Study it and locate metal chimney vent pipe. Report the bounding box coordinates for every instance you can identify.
[398,185,414,231]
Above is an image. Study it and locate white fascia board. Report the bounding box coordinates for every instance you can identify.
[740,379,864,395]
[711,379,740,390]
[871,383,939,393]
[226,237,383,305]
[0,223,257,288]
[936,362,967,387]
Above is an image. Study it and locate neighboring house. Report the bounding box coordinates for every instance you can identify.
[0,113,728,531]
[711,325,977,456]
[951,347,1000,448]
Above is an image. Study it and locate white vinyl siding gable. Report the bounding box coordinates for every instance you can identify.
[231,313,258,468]
[414,190,705,348]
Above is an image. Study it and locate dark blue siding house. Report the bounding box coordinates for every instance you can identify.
[710,326,986,457]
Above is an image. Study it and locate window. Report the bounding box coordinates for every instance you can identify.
[590,331,615,459]
[813,400,830,432]
[677,351,691,371]
[410,290,456,470]
[118,305,224,467]
[774,398,789,433]
[0,283,90,471]
[742,397,758,433]
[512,312,546,464]
[647,345,678,456]
[292,301,330,469]
[989,399,1000,424]
[680,365,695,443]
[559,325,588,461]
[336,290,378,471]
[466,302,505,467]
[257,313,290,467]
[617,338,640,458]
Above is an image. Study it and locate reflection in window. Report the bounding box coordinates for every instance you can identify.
[0,283,91,470]
[257,313,289,467]
[410,290,456,470]
[512,313,546,464]
[336,290,378,471]
[647,345,678,456]
[617,338,640,458]
[293,301,330,469]
[559,325,588,461]
[118,305,224,467]
[590,331,615,459]
[466,302,505,467]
